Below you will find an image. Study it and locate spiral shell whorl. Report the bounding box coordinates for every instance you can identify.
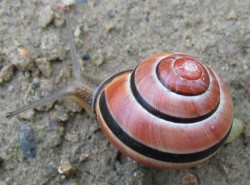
[94,52,233,169]
[157,54,210,95]
[134,52,220,120]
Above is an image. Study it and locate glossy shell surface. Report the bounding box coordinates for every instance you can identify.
[93,52,233,169]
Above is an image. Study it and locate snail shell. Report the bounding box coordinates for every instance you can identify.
[93,52,233,169]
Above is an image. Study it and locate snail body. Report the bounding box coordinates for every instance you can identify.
[6,7,233,169]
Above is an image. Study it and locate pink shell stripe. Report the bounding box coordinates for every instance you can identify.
[102,71,232,154]
[95,105,218,169]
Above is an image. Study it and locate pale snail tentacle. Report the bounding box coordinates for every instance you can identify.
[64,10,83,82]
[6,87,73,117]
[6,6,97,118]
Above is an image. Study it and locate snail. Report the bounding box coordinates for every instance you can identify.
[6,6,234,169]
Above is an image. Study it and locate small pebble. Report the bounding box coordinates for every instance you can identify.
[107,10,115,19]
[0,63,15,83]
[44,128,64,149]
[81,53,91,61]
[8,46,34,71]
[19,109,35,120]
[172,0,180,5]
[49,119,63,129]
[53,12,65,27]
[91,50,105,66]
[39,6,54,28]
[18,48,30,57]
[64,131,79,143]
[8,85,14,92]
[225,118,243,144]
[5,163,15,170]
[51,105,70,122]
[44,165,58,177]
[74,26,82,37]
[222,164,229,175]
[185,35,193,48]
[79,153,89,162]
[82,24,90,34]
[105,23,115,32]
[227,9,238,20]
[58,159,77,177]
[35,57,52,77]
[62,0,76,6]
[18,125,37,158]
[182,173,198,185]
[200,24,210,33]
